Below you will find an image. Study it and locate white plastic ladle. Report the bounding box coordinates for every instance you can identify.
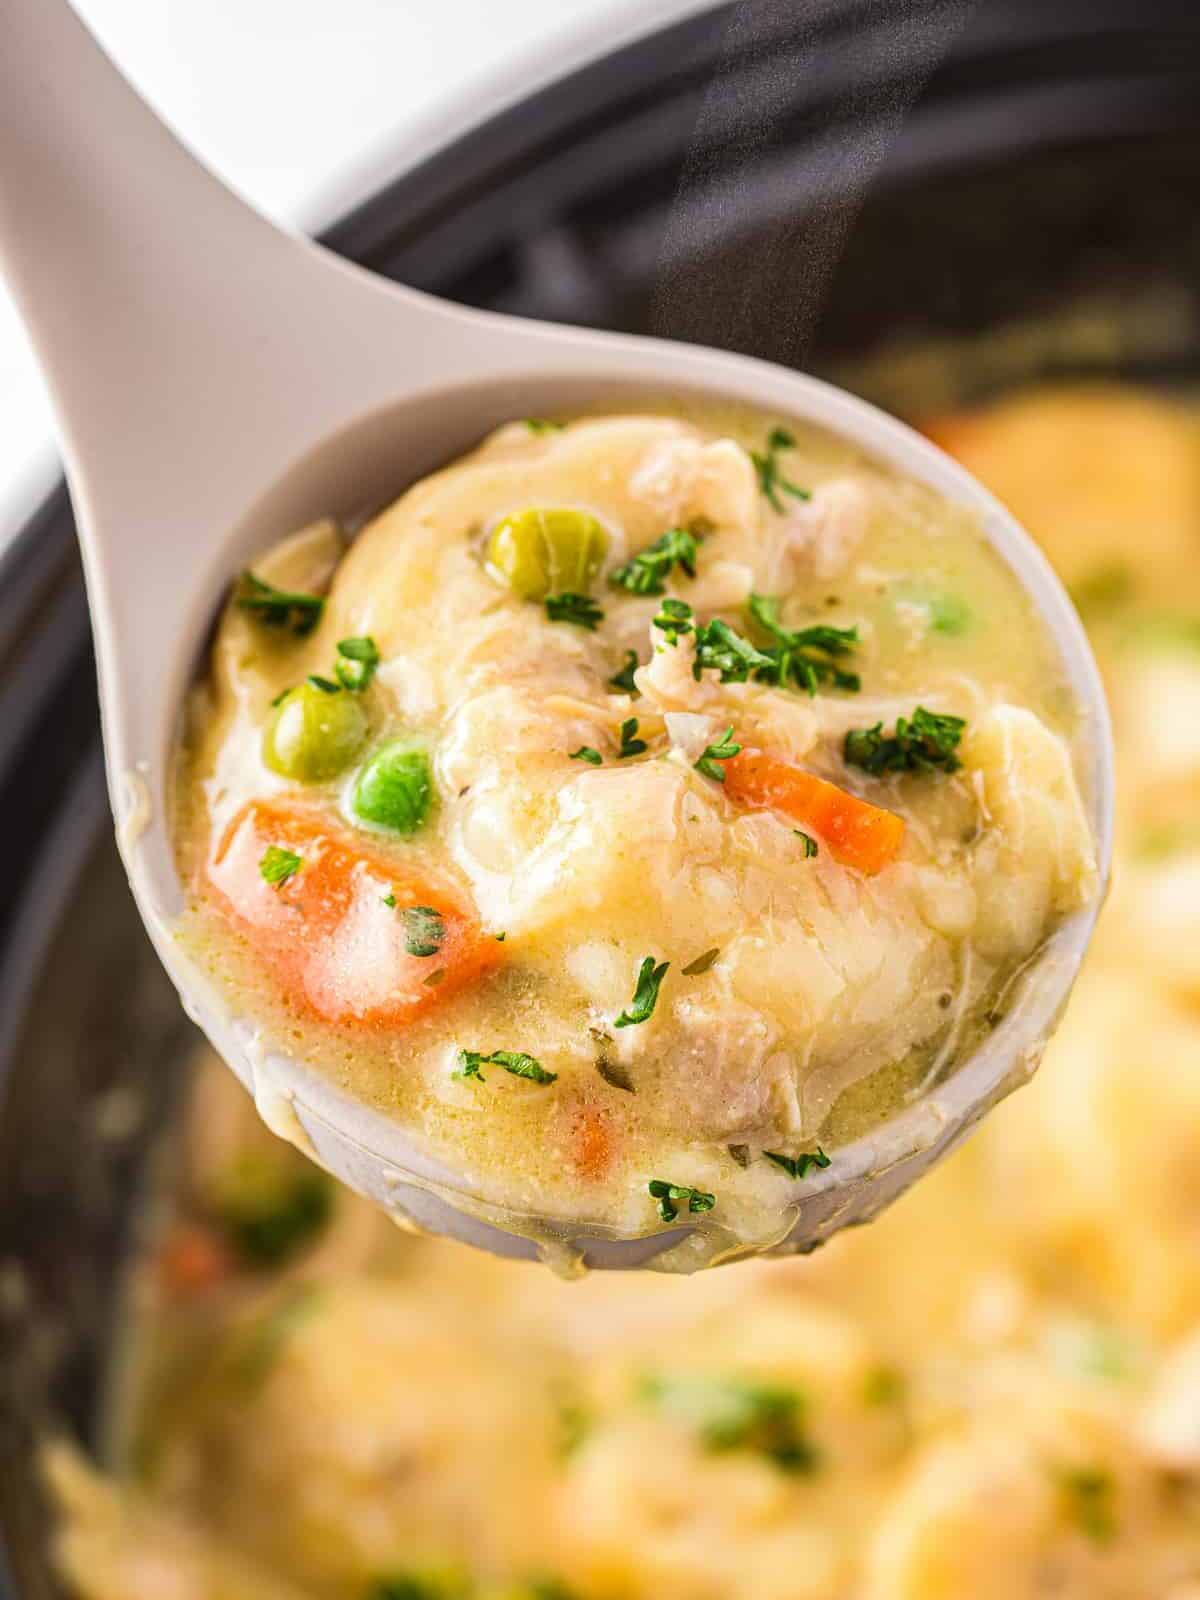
[0,0,1113,1269]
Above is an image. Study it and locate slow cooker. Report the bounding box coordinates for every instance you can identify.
[2,0,1199,1592]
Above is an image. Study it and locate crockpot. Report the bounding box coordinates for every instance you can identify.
[3,0,1199,1592]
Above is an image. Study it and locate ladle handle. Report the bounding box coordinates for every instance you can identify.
[0,0,497,551]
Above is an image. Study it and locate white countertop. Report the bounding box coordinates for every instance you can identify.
[0,0,715,545]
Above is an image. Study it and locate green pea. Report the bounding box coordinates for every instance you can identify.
[487,507,608,600]
[352,740,434,834]
[263,681,368,782]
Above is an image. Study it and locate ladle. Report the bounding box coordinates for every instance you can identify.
[0,0,1113,1268]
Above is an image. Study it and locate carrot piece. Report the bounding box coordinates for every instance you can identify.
[570,1105,615,1182]
[158,1222,233,1297]
[206,800,501,1029]
[722,750,905,875]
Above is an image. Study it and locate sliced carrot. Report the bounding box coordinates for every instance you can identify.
[722,749,905,875]
[206,800,501,1030]
[570,1104,615,1183]
[158,1221,233,1297]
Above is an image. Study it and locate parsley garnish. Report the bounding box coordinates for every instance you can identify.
[545,592,604,631]
[368,1569,470,1600]
[794,830,819,857]
[334,634,379,691]
[681,947,721,976]
[524,418,565,435]
[750,427,811,513]
[230,1283,322,1388]
[844,706,966,775]
[647,1180,716,1222]
[617,717,647,758]
[260,845,302,887]
[747,593,861,694]
[1055,1465,1117,1545]
[216,1163,332,1267]
[639,1372,817,1472]
[306,673,342,694]
[570,746,603,765]
[694,726,741,782]
[236,572,325,637]
[615,956,669,1028]
[609,650,641,695]
[382,892,397,908]
[609,526,702,596]
[764,1146,831,1180]
[456,1049,557,1085]
[652,596,694,645]
[692,618,774,682]
[401,906,445,958]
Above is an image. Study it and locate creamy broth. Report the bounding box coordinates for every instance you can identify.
[52,382,1200,1600]
[173,408,1096,1255]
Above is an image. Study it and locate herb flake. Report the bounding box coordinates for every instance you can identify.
[260,845,302,888]
[609,525,702,596]
[609,650,641,695]
[456,1049,557,1085]
[844,706,966,776]
[750,427,812,513]
[334,634,380,691]
[647,1179,716,1222]
[652,596,694,645]
[236,572,325,637]
[681,947,721,976]
[545,592,604,631]
[794,830,819,857]
[617,717,648,758]
[764,1147,832,1180]
[570,746,603,765]
[615,956,669,1028]
[694,726,741,782]
[747,593,861,694]
[639,1371,817,1473]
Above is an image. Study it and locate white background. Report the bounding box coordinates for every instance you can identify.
[1,0,714,539]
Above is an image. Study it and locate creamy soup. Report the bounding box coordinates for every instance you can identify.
[173,409,1097,1258]
[52,382,1200,1600]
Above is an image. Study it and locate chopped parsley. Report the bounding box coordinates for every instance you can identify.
[306,673,342,694]
[844,706,966,775]
[647,1180,716,1222]
[638,1372,817,1472]
[523,417,565,435]
[229,1283,323,1388]
[764,1147,832,1180]
[617,717,648,758]
[692,617,774,682]
[615,956,669,1028]
[402,905,445,958]
[368,1569,469,1600]
[545,591,604,631]
[609,649,641,695]
[215,1163,333,1267]
[681,947,721,976]
[570,746,603,765]
[747,593,861,693]
[334,634,380,691]
[794,830,819,857]
[259,845,302,887]
[652,596,694,645]
[750,427,812,513]
[727,1143,751,1168]
[694,726,741,782]
[382,892,397,908]
[236,571,325,636]
[609,525,702,596]
[1055,1465,1117,1545]
[456,1049,557,1085]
